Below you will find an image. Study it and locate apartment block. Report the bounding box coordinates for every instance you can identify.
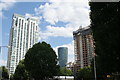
[7,13,39,75]
[73,26,94,73]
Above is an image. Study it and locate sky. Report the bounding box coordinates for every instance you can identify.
[0,0,90,66]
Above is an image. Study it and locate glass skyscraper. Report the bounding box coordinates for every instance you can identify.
[7,13,39,75]
[58,47,68,67]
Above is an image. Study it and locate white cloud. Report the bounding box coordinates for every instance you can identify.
[0,0,16,2]
[0,0,16,18]
[35,0,90,25]
[35,0,90,39]
[0,59,7,66]
[0,12,2,18]
[53,41,74,63]
[1,0,49,2]
[40,25,75,38]
[25,13,42,24]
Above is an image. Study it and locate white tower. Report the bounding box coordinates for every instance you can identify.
[7,13,39,75]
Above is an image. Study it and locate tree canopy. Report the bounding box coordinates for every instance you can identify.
[90,2,120,79]
[77,66,93,80]
[0,66,9,79]
[59,67,72,76]
[13,60,29,80]
[24,42,59,80]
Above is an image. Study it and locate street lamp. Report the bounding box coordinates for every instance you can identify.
[94,55,97,80]
[65,64,66,80]
[73,62,76,80]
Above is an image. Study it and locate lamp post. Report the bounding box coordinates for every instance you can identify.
[94,55,97,80]
[65,64,66,80]
[73,63,76,80]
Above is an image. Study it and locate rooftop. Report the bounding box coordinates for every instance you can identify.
[13,13,38,22]
[73,26,91,35]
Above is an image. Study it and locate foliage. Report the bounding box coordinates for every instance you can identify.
[24,42,60,80]
[13,60,29,80]
[90,2,120,80]
[1,66,9,79]
[59,67,72,76]
[77,66,93,80]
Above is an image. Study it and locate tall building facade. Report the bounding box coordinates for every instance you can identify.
[7,13,39,75]
[73,26,94,73]
[58,47,68,67]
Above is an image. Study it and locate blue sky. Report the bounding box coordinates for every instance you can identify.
[0,0,90,66]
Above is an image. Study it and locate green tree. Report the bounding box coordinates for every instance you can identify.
[1,66,9,79]
[13,60,29,80]
[59,67,72,76]
[24,42,59,80]
[77,66,93,80]
[90,2,120,80]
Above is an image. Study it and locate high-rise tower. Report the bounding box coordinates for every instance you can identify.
[58,47,68,67]
[73,26,94,73]
[7,13,39,75]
